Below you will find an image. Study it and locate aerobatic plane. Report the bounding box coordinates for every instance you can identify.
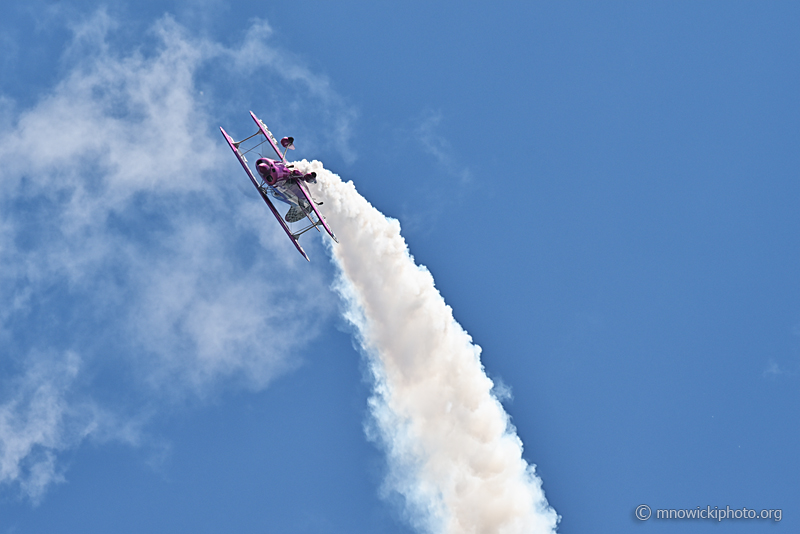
[220,112,337,261]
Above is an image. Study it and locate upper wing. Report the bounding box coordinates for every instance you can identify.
[250,111,285,163]
[220,126,310,261]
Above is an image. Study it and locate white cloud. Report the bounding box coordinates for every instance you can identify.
[0,11,348,501]
[220,19,358,163]
[415,109,472,184]
[763,358,797,379]
[763,359,782,378]
[126,215,324,394]
[0,352,87,503]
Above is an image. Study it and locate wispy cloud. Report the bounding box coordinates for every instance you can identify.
[219,18,358,163]
[763,359,782,378]
[0,352,91,503]
[415,109,472,185]
[391,110,474,235]
[0,11,346,501]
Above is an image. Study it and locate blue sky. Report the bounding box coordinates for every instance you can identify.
[1,2,798,533]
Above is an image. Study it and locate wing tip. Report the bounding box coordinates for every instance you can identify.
[297,242,311,262]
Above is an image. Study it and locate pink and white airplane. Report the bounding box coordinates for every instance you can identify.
[220,112,337,261]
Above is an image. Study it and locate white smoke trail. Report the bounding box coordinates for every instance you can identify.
[297,160,559,534]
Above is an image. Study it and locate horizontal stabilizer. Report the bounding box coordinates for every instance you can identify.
[285,205,307,223]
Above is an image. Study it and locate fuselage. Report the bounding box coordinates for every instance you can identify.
[255,158,316,187]
[254,158,317,212]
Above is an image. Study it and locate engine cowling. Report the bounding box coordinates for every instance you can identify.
[256,159,314,186]
[256,158,280,186]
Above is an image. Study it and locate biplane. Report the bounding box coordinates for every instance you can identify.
[220,112,337,261]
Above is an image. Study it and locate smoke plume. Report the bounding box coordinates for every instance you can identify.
[298,160,559,534]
